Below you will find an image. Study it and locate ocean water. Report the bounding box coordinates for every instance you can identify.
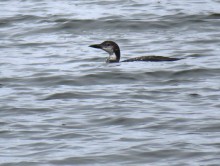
[1,0,220,165]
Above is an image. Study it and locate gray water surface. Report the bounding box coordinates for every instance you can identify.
[1,0,220,165]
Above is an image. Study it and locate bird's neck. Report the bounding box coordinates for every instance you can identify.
[106,50,120,63]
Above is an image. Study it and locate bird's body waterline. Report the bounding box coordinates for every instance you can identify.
[89,41,182,63]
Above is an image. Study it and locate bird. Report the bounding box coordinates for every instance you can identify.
[89,41,181,63]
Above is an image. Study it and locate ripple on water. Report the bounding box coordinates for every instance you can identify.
[1,0,220,166]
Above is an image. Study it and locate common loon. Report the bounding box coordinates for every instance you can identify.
[89,41,181,63]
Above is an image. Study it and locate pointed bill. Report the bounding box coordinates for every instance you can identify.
[89,44,102,49]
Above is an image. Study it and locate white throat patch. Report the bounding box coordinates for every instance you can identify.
[108,54,117,61]
[106,54,117,63]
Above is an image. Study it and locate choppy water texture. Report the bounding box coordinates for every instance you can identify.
[1,0,220,165]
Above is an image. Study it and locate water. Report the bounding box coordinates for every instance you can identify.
[1,0,220,165]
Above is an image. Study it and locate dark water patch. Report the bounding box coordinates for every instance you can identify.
[8,13,217,36]
[43,89,130,100]
[0,120,8,126]
[214,104,220,108]
[17,66,219,88]
[207,13,220,19]
[188,93,201,97]
[1,161,39,166]
[55,19,97,30]
[0,129,11,137]
[43,92,91,100]
[25,75,72,87]
[145,70,173,78]
[0,21,10,27]
[172,68,220,78]
[197,123,220,132]
[157,13,220,30]
[90,116,151,127]
[0,15,43,25]
[0,77,30,86]
[48,150,213,165]
[1,106,54,115]
[103,19,171,30]
[186,39,220,44]
[49,154,143,166]
[69,72,139,86]
[50,156,99,165]
[30,77,80,87]
[11,26,62,37]
[161,12,220,22]
[53,18,70,23]
[13,42,58,48]
[52,19,186,32]
[130,150,212,165]
[203,142,220,149]
[187,54,209,58]
[51,132,90,140]
[162,13,206,21]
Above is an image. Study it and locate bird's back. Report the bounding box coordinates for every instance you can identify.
[121,56,181,62]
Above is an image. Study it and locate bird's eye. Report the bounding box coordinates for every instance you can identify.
[106,43,110,46]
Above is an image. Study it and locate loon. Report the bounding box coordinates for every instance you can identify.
[89,41,181,63]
